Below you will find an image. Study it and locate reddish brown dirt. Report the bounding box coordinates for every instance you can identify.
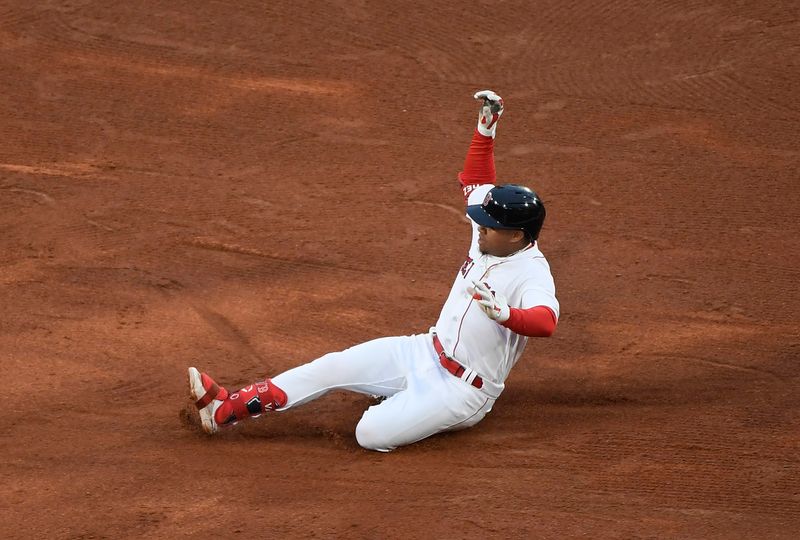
[1,1,798,538]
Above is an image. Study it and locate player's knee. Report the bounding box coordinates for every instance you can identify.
[355,416,393,452]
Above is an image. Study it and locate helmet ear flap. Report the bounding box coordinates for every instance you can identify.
[524,201,545,241]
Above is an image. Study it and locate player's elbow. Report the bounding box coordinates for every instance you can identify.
[539,318,557,337]
[536,308,558,337]
[538,326,555,338]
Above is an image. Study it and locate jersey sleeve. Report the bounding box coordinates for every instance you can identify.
[458,129,496,203]
[518,284,560,319]
[502,280,560,337]
[501,306,558,337]
[517,263,560,320]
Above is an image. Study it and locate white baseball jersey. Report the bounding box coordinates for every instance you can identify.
[433,183,560,387]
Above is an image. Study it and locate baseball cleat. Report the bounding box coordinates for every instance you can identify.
[187,367,228,434]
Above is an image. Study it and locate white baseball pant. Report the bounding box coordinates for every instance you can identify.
[272,333,497,452]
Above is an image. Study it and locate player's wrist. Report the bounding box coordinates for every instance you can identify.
[474,90,504,139]
[476,117,501,138]
[497,304,511,323]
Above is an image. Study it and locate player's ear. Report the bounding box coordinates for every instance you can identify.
[511,230,526,243]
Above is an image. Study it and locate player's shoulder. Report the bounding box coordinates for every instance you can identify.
[517,244,555,277]
[521,243,549,264]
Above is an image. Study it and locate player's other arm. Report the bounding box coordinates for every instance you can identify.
[459,90,504,203]
[501,306,557,337]
[470,281,558,337]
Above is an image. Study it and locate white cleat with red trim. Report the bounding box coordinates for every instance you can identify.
[187,367,228,435]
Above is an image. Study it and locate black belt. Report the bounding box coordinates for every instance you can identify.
[432,334,483,389]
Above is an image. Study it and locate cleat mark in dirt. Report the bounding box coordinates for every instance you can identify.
[111,374,155,396]
[186,238,375,275]
[2,186,55,206]
[59,51,355,96]
[191,305,262,363]
[507,143,593,156]
[654,352,785,381]
[237,196,274,209]
[116,303,145,331]
[212,219,248,236]
[0,161,105,178]
[402,200,467,222]
[83,216,115,232]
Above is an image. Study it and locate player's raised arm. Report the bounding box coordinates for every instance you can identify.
[458,90,504,203]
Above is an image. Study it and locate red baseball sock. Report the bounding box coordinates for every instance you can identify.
[213,379,287,427]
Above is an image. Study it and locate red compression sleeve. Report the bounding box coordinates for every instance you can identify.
[458,129,496,202]
[501,306,558,337]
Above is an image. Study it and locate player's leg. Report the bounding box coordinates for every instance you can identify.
[271,334,419,409]
[355,368,494,452]
[189,335,416,434]
[354,338,496,451]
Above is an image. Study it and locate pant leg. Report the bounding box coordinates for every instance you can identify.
[272,335,416,409]
[354,336,496,452]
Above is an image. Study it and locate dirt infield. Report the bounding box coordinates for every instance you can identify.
[1,1,798,538]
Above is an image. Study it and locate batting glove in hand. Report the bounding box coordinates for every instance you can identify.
[474,89,504,138]
[469,280,511,322]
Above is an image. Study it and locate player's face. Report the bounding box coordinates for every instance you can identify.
[477,226,526,257]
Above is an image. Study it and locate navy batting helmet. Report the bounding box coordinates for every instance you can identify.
[466,184,546,240]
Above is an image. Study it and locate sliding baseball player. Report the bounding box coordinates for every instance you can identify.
[188,89,559,451]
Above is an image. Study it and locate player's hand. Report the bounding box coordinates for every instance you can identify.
[474,90,504,138]
[469,280,510,322]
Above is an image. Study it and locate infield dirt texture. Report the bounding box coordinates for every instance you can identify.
[1,1,798,538]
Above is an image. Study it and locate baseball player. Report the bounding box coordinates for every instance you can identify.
[188,90,559,452]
